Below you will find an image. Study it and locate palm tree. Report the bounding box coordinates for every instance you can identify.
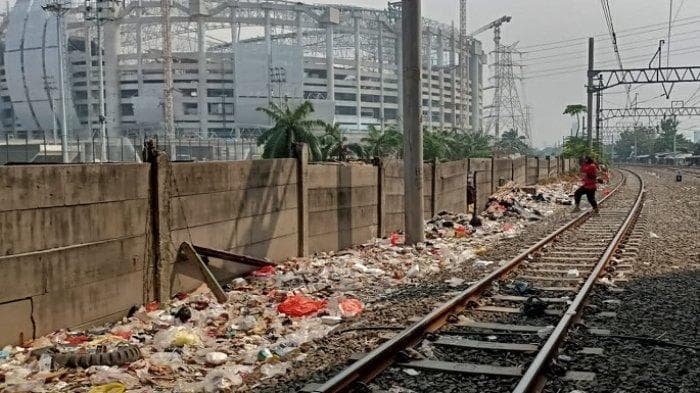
[361,124,403,158]
[563,104,587,137]
[423,128,456,161]
[320,122,365,161]
[256,101,324,160]
[495,129,529,156]
[451,131,493,158]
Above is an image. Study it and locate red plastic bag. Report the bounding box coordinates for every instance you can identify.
[277,294,327,317]
[390,232,400,246]
[339,299,364,317]
[145,301,160,312]
[252,265,276,277]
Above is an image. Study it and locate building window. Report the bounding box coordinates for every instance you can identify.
[335,106,356,115]
[121,104,135,116]
[121,89,139,98]
[76,104,88,117]
[335,92,356,101]
[207,88,234,97]
[183,103,198,115]
[384,108,397,120]
[208,103,234,115]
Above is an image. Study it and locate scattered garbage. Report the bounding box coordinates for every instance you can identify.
[0,178,574,392]
[339,298,364,318]
[473,260,494,268]
[523,296,549,317]
[445,277,466,287]
[277,294,328,317]
[205,352,228,366]
[566,269,580,278]
[649,232,660,239]
[403,368,420,376]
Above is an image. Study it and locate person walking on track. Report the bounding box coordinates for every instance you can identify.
[572,156,599,213]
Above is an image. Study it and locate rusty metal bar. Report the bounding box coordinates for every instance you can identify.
[513,169,645,393]
[311,171,628,393]
[192,245,274,268]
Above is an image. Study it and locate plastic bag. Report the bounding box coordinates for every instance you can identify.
[88,382,126,393]
[252,265,276,277]
[339,299,363,318]
[149,352,183,370]
[260,362,289,379]
[277,294,327,317]
[153,327,201,349]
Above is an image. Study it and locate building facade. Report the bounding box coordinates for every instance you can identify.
[0,0,485,142]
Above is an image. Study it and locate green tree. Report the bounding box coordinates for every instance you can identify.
[422,128,456,161]
[495,129,530,156]
[613,126,655,158]
[320,122,365,161]
[256,101,324,160]
[449,131,493,159]
[360,124,403,158]
[563,104,587,137]
[653,117,693,154]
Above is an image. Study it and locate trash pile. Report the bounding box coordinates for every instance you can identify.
[0,182,574,392]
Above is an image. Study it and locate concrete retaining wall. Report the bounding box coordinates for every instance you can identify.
[468,158,492,211]
[307,164,378,254]
[493,158,512,187]
[435,160,468,214]
[0,164,151,345]
[513,157,526,185]
[382,159,405,236]
[526,157,539,185]
[1,153,573,346]
[168,160,299,293]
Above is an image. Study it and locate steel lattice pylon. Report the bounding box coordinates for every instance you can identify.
[485,42,530,142]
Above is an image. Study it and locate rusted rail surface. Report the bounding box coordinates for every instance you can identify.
[310,169,643,393]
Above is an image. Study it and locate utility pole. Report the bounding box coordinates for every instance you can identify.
[42,1,71,163]
[402,0,424,245]
[162,0,175,141]
[586,37,594,148]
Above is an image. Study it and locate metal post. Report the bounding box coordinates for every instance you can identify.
[450,23,457,130]
[402,0,424,245]
[595,76,602,153]
[162,0,175,142]
[586,37,594,147]
[97,18,107,161]
[378,16,385,130]
[56,13,69,163]
[438,29,445,130]
[197,15,208,137]
[326,21,335,122]
[426,28,432,129]
[354,16,362,132]
[493,25,502,138]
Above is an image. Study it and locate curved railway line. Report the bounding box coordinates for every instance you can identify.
[304,169,646,393]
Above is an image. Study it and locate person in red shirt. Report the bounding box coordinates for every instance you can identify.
[572,156,599,213]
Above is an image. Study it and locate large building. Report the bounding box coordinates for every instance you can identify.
[0,0,485,144]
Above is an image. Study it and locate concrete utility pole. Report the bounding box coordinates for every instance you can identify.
[402,0,424,244]
[586,37,594,147]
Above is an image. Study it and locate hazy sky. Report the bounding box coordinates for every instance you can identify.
[318,0,700,147]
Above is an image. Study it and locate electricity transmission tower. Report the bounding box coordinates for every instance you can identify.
[485,43,530,142]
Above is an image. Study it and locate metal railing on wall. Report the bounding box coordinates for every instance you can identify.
[1,134,261,164]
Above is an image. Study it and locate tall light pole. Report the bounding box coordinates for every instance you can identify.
[84,0,113,162]
[42,1,71,163]
[402,0,424,244]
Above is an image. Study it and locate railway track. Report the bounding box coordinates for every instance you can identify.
[304,169,645,393]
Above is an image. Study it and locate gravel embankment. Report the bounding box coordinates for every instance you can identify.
[545,166,699,393]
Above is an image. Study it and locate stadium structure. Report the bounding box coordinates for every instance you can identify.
[0,0,485,151]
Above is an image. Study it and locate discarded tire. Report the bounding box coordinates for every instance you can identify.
[53,345,141,368]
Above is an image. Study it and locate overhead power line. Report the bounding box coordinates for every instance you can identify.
[518,14,700,50]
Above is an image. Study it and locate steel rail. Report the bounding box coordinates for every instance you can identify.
[513,169,645,392]
[311,171,629,393]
